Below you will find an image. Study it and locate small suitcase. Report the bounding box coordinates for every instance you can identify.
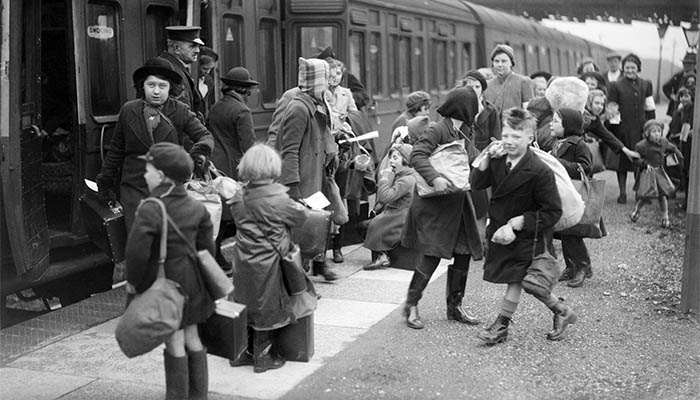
[79,189,126,263]
[273,314,314,362]
[199,300,248,362]
[291,209,332,259]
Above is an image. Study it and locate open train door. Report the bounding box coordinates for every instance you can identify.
[0,0,50,281]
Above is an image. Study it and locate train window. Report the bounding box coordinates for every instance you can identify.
[388,14,397,29]
[369,10,380,26]
[415,18,423,32]
[388,35,411,96]
[461,42,472,75]
[144,5,174,60]
[258,19,278,106]
[299,26,337,58]
[447,42,456,90]
[221,15,244,73]
[349,31,366,85]
[430,39,446,91]
[369,32,382,98]
[514,45,525,73]
[413,37,424,90]
[86,2,123,118]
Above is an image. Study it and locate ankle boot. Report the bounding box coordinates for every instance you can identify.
[403,272,431,329]
[188,348,208,400]
[332,234,344,263]
[477,314,510,345]
[403,303,424,329]
[445,268,480,325]
[567,267,586,288]
[558,267,572,282]
[164,350,188,400]
[312,261,338,281]
[585,265,593,279]
[253,330,285,373]
[547,298,578,341]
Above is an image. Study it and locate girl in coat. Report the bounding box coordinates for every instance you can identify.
[229,143,311,373]
[363,144,416,270]
[472,108,577,345]
[126,142,214,399]
[630,120,683,228]
[401,87,484,329]
[583,89,641,165]
[550,108,593,288]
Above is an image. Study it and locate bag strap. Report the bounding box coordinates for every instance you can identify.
[140,198,168,278]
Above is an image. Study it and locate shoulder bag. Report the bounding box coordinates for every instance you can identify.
[559,165,606,238]
[521,213,562,299]
[115,198,186,358]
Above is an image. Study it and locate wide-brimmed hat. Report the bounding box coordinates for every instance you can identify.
[221,67,260,86]
[165,26,204,45]
[132,57,182,86]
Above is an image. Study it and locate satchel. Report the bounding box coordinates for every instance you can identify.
[583,134,606,174]
[521,215,562,299]
[115,198,185,358]
[559,165,607,238]
[415,140,471,198]
[168,216,234,300]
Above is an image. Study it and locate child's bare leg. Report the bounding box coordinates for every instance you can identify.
[659,195,670,227]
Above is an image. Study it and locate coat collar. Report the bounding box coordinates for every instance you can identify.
[491,148,539,199]
[127,99,179,149]
[555,135,582,157]
[150,182,187,199]
[242,182,289,202]
[224,91,245,104]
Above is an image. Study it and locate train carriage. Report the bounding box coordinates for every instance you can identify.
[0,0,610,312]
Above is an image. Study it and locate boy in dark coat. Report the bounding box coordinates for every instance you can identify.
[127,142,214,399]
[471,108,577,345]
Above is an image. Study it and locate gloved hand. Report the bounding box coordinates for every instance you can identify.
[191,153,211,178]
[97,188,117,204]
[287,183,301,200]
[336,132,352,153]
[96,174,117,204]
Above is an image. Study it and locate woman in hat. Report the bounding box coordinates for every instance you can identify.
[401,87,484,329]
[206,66,259,268]
[363,143,416,270]
[96,57,214,233]
[607,53,656,204]
[483,44,534,114]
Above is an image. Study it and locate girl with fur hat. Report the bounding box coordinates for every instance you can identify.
[550,108,594,287]
[401,87,484,329]
[630,120,683,228]
[363,144,417,270]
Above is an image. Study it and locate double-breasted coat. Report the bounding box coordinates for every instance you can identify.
[364,168,416,252]
[97,98,214,231]
[471,149,562,283]
[207,91,256,180]
[229,183,309,330]
[158,51,203,117]
[401,119,484,260]
[278,92,332,198]
[126,183,215,327]
[608,77,655,171]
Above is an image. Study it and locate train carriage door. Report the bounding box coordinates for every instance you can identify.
[0,0,50,278]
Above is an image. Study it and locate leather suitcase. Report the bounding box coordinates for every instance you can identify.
[291,209,332,259]
[273,314,314,362]
[79,190,126,263]
[199,300,248,362]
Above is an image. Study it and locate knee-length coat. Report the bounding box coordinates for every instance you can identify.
[470,149,562,283]
[364,168,416,252]
[401,119,483,260]
[97,98,213,231]
[608,77,655,172]
[126,183,215,327]
[229,183,310,330]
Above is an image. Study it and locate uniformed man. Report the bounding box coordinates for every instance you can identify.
[159,26,205,119]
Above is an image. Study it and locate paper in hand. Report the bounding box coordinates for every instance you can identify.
[304,191,330,210]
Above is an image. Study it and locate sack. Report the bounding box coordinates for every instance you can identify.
[115,198,185,358]
[291,208,332,259]
[531,147,584,231]
[186,179,223,239]
[522,253,561,298]
[415,140,471,198]
[560,166,607,238]
[636,167,659,199]
[280,243,307,295]
[323,178,349,225]
[583,134,606,174]
[199,299,248,362]
[197,249,234,299]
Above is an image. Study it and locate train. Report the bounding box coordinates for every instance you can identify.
[0,0,610,312]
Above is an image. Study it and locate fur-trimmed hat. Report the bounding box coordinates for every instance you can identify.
[490,44,515,66]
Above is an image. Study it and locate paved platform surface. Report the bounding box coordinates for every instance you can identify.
[0,244,447,400]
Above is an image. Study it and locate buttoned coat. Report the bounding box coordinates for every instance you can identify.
[97,98,213,230]
[278,92,332,198]
[608,77,655,171]
[364,168,416,252]
[159,51,203,116]
[207,91,256,180]
[229,183,309,330]
[401,119,484,260]
[126,184,215,327]
[470,149,562,283]
[553,135,593,179]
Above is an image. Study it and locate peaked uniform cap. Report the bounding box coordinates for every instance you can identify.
[166,26,205,46]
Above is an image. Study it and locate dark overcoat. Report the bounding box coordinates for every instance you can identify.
[278,92,331,198]
[401,119,484,260]
[583,112,624,155]
[608,77,655,171]
[553,135,593,179]
[229,183,309,330]
[158,51,202,116]
[207,91,256,180]
[364,168,416,252]
[126,184,215,327]
[473,99,502,151]
[471,149,562,283]
[97,98,213,231]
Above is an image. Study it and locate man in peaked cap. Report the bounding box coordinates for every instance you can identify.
[604,51,622,85]
[662,51,697,116]
[158,26,205,120]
